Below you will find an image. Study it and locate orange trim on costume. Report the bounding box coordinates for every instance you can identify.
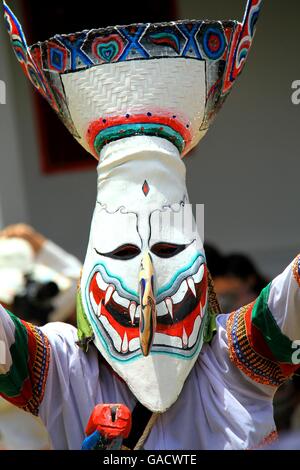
[247,430,278,450]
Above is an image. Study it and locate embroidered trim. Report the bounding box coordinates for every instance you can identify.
[247,430,278,450]
[227,305,285,386]
[292,255,300,288]
[207,270,221,315]
[22,324,50,415]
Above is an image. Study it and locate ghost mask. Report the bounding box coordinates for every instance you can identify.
[80,135,209,411]
[4,0,262,411]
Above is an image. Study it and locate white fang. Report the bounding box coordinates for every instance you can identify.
[105,285,115,305]
[187,277,196,297]
[122,332,129,353]
[129,302,137,324]
[165,298,173,319]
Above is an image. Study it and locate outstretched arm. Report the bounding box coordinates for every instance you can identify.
[0,304,50,415]
[227,254,300,387]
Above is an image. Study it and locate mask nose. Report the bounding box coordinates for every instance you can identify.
[138,252,157,356]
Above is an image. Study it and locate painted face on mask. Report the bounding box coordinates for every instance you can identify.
[86,193,207,359]
[80,137,209,411]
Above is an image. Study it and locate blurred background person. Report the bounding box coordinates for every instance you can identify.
[0,224,82,450]
[205,243,269,313]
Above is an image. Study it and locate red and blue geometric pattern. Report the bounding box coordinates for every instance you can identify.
[3,0,263,157]
[223,0,263,94]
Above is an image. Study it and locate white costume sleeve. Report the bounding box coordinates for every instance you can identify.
[226,254,300,389]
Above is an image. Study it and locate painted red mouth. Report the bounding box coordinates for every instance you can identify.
[88,264,208,355]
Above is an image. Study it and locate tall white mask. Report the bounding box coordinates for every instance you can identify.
[80,136,209,411]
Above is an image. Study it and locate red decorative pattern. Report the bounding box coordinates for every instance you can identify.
[222,0,263,94]
[86,113,193,160]
[4,4,58,113]
[1,322,50,416]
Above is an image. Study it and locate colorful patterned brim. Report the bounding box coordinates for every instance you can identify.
[3,1,262,159]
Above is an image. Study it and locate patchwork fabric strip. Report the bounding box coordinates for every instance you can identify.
[227,304,285,386]
[0,310,50,416]
[227,284,299,387]
[21,323,50,415]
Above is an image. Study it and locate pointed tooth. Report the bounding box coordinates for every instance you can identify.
[136,305,141,319]
[122,332,129,353]
[188,316,202,348]
[165,298,173,320]
[105,285,115,305]
[96,272,108,291]
[112,291,130,309]
[171,280,188,304]
[90,292,98,313]
[99,315,122,353]
[182,327,188,349]
[97,300,102,318]
[129,302,137,325]
[187,277,196,297]
[157,301,168,317]
[193,264,204,284]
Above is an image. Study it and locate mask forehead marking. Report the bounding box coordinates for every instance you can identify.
[142,180,150,197]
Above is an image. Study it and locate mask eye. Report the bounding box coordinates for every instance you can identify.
[95,244,141,261]
[151,243,187,259]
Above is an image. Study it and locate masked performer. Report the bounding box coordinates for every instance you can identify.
[0,224,82,449]
[2,0,299,450]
